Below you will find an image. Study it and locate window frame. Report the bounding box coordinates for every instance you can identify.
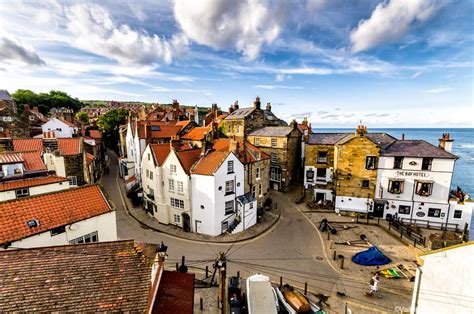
[271,153,277,163]
[173,214,181,224]
[15,188,29,198]
[428,208,441,218]
[50,225,66,236]
[168,179,175,192]
[177,181,184,193]
[317,151,328,164]
[170,197,185,209]
[227,160,234,174]
[271,138,277,148]
[316,168,327,181]
[225,180,235,195]
[393,156,403,169]
[256,167,261,180]
[225,200,234,215]
[68,176,78,186]
[362,180,370,188]
[170,164,177,174]
[422,158,433,171]
[388,180,404,194]
[398,205,411,215]
[453,210,462,219]
[416,181,433,197]
[254,137,260,146]
[365,156,377,170]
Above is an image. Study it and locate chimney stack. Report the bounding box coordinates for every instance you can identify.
[355,124,367,136]
[254,96,261,110]
[401,133,405,140]
[438,133,454,152]
[172,99,180,111]
[233,101,239,110]
[266,102,271,111]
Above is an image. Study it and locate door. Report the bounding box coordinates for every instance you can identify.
[195,220,202,233]
[182,213,191,232]
[315,192,325,204]
[222,221,229,233]
[373,202,385,218]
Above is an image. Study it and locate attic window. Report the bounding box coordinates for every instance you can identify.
[27,219,40,228]
[150,126,161,131]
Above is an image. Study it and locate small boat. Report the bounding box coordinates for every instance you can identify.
[276,284,324,314]
[246,273,280,314]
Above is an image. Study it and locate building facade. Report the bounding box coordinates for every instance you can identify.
[41,118,79,138]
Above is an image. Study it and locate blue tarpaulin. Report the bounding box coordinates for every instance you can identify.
[351,246,391,266]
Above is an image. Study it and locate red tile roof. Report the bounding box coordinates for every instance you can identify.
[86,153,95,165]
[213,138,230,152]
[213,139,269,163]
[82,129,102,139]
[181,127,211,141]
[152,271,195,314]
[13,138,43,153]
[0,151,46,171]
[191,151,230,176]
[57,138,81,156]
[0,175,68,192]
[137,122,181,139]
[0,152,23,164]
[0,240,158,312]
[59,118,77,128]
[0,185,112,245]
[176,149,202,174]
[150,144,171,166]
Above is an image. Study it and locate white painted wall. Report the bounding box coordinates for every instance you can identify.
[141,145,166,222]
[42,118,78,138]
[0,180,70,201]
[43,153,66,177]
[304,166,333,189]
[335,196,373,213]
[5,211,117,250]
[411,243,474,313]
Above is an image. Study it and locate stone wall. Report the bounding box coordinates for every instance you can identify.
[335,136,379,199]
[65,153,86,186]
[244,158,270,207]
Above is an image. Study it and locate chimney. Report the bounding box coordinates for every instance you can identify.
[228,105,234,114]
[254,96,261,110]
[438,133,454,152]
[266,102,272,111]
[302,116,308,126]
[233,101,239,110]
[400,133,405,140]
[23,104,31,113]
[355,124,367,136]
[172,99,180,111]
[290,119,297,130]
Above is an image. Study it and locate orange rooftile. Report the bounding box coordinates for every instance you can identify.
[191,151,230,176]
[0,175,68,192]
[57,138,81,156]
[0,185,112,245]
[150,144,171,166]
[181,127,211,141]
[13,139,43,153]
[176,149,202,175]
[213,138,230,152]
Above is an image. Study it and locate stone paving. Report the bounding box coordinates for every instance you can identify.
[117,178,281,243]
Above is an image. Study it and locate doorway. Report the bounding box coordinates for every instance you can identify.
[182,213,191,232]
[195,220,202,233]
[373,202,385,218]
[315,192,325,204]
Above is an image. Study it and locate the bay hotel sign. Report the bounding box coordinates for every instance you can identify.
[395,171,430,178]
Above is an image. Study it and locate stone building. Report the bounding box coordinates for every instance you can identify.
[247,120,302,191]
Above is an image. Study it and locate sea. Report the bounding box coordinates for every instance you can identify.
[313,128,474,238]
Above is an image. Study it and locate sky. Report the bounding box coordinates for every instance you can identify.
[0,0,472,127]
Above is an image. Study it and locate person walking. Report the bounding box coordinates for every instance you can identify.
[365,273,381,298]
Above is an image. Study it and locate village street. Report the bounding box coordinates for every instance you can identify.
[101,151,411,313]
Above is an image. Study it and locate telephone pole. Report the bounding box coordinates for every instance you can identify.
[217,251,227,314]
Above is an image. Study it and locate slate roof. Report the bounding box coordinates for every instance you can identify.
[191,151,230,176]
[308,133,350,145]
[382,140,458,159]
[150,144,171,166]
[57,138,81,156]
[0,240,158,312]
[152,271,195,314]
[181,126,211,141]
[0,89,12,101]
[237,192,256,204]
[366,133,397,149]
[224,107,255,120]
[0,184,112,245]
[176,149,202,174]
[0,175,67,192]
[13,138,43,153]
[249,126,294,137]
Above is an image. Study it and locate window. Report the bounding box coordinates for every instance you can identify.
[146,169,149,178]
[258,184,262,196]
[271,153,277,163]
[227,160,234,173]
[316,168,327,181]
[317,151,328,164]
[15,188,29,198]
[306,169,314,182]
[170,198,184,209]
[453,210,462,219]
[225,200,234,215]
[398,205,411,215]
[225,180,234,195]
[271,138,277,148]
[422,158,433,171]
[148,187,154,197]
[393,156,403,169]
[428,208,441,218]
[388,180,404,194]
[256,167,261,180]
[362,180,370,188]
[69,231,98,244]
[50,225,65,236]
[149,171,153,180]
[173,214,181,224]
[365,156,377,170]
[148,153,150,161]
[56,128,62,132]
[416,181,433,196]
[169,179,175,192]
[254,137,260,146]
[177,181,184,193]
[252,185,256,197]
[249,202,254,209]
[68,176,77,186]
[270,167,281,181]
[170,164,177,174]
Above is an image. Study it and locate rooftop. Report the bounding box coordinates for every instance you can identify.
[13,138,43,153]
[152,271,195,313]
[0,184,112,245]
[150,143,171,166]
[224,107,256,120]
[249,126,294,137]
[191,151,230,176]
[181,126,211,141]
[57,138,81,156]
[0,89,13,101]
[0,240,158,312]
[0,151,46,171]
[382,140,458,159]
[176,149,202,174]
[308,133,350,145]
[0,175,67,192]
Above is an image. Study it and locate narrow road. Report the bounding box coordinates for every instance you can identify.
[101,150,341,301]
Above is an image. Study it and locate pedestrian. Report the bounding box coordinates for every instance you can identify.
[365,273,381,298]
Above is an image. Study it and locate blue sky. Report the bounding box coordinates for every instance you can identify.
[0,0,472,127]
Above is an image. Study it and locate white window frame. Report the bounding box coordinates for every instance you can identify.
[170,197,184,209]
[177,181,184,193]
[15,188,29,198]
[271,138,277,148]
[227,160,234,173]
[225,180,234,195]
[225,200,234,215]
[174,214,181,224]
[169,179,175,192]
[68,176,78,186]
[254,137,260,146]
[170,164,177,174]
[271,153,277,163]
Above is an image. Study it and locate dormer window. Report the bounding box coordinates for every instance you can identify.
[422,158,432,171]
[393,156,403,169]
[15,188,29,198]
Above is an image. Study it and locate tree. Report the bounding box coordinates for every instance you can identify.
[97,109,129,132]
[76,112,90,125]
[12,89,83,114]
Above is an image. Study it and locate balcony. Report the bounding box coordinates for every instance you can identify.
[146,193,155,201]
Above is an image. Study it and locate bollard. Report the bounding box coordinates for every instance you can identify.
[200,297,203,310]
[280,276,283,288]
[338,254,344,270]
[275,201,278,209]
[327,231,331,240]
[333,250,337,261]
[378,217,380,225]
[206,266,209,278]
[176,262,179,271]
[389,220,391,231]
[413,238,417,247]
[304,282,308,295]
[237,271,240,278]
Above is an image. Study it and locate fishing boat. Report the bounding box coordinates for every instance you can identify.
[275,284,324,314]
[246,274,280,314]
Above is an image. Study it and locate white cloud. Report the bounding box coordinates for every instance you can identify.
[425,87,453,93]
[0,35,45,66]
[411,71,423,79]
[254,85,303,90]
[350,0,442,53]
[173,0,287,61]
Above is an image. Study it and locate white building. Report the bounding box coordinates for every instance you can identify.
[374,135,472,231]
[0,185,117,249]
[191,151,257,236]
[411,242,474,313]
[41,118,78,138]
[0,175,70,201]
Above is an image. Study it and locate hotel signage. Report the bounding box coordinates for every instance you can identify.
[396,171,430,178]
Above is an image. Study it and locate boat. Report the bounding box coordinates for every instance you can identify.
[275,284,324,314]
[246,273,280,314]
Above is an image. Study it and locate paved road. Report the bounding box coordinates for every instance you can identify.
[101,150,342,305]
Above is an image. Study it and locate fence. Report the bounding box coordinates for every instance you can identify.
[389,218,427,247]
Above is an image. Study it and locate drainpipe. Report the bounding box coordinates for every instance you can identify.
[410,180,416,225]
[410,265,423,314]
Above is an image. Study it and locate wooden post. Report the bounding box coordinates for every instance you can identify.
[280,276,283,288]
[327,231,331,240]
[339,255,344,269]
[200,298,203,310]
[413,238,417,247]
[333,250,337,261]
[237,271,240,278]
[389,220,391,231]
[304,282,308,295]
[206,266,209,278]
[176,262,179,271]
[217,252,226,314]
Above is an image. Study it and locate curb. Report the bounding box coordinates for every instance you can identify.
[117,179,282,244]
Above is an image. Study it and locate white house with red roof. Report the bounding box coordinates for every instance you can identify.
[0,184,117,250]
[0,175,70,201]
[41,117,78,138]
[191,150,256,236]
